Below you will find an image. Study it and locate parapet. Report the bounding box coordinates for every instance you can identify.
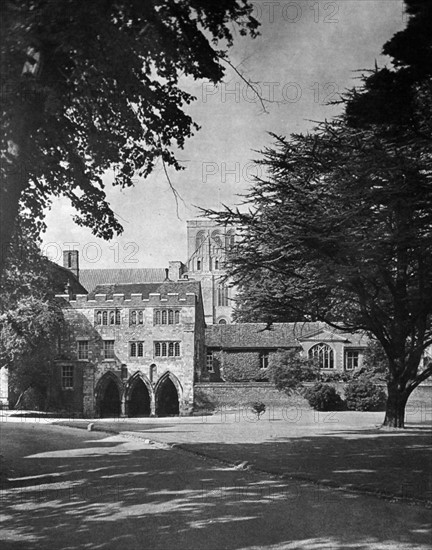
[55,292,197,308]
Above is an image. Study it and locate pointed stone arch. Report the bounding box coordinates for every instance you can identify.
[95,372,123,418]
[154,371,183,417]
[125,372,155,417]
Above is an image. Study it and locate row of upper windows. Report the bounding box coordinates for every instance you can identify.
[94,309,182,326]
[130,341,181,358]
[77,340,181,360]
[194,258,223,271]
[154,310,181,325]
[204,346,361,373]
[95,310,121,325]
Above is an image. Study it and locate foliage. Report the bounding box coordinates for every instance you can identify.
[0,295,64,408]
[305,383,343,412]
[319,371,353,384]
[0,228,65,408]
[345,377,386,412]
[269,349,320,392]
[0,1,259,279]
[222,351,268,382]
[0,224,67,311]
[360,340,389,382]
[250,401,266,419]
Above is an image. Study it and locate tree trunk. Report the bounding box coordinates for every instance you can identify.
[1,48,41,284]
[0,151,27,282]
[382,382,410,428]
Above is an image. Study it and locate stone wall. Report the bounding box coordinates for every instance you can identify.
[194,381,432,412]
[194,382,307,410]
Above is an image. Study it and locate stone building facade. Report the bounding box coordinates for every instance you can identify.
[53,281,205,417]
[204,322,369,382]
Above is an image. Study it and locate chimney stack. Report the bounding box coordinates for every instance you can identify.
[63,250,79,280]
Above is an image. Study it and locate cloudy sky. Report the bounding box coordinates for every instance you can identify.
[42,0,406,270]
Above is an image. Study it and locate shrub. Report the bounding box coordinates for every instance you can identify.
[319,371,355,383]
[345,377,386,411]
[269,349,320,392]
[223,352,268,382]
[250,401,266,419]
[305,383,343,411]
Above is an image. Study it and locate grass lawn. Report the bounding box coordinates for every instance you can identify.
[48,404,432,504]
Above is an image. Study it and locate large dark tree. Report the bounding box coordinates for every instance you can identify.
[0,0,259,280]
[213,119,432,428]
[209,2,432,429]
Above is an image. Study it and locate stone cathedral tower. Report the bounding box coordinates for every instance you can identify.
[186,220,235,325]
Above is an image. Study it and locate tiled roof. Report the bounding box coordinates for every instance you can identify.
[87,280,201,300]
[79,268,166,292]
[206,322,369,349]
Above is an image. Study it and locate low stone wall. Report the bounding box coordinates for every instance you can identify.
[194,382,307,411]
[194,381,432,412]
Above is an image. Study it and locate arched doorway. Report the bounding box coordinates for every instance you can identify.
[156,376,180,416]
[127,378,151,417]
[100,379,121,418]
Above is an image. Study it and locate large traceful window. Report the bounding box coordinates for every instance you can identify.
[103,340,115,359]
[61,365,74,389]
[77,340,89,360]
[309,343,334,369]
[95,310,121,325]
[154,309,181,325]
[130,341,144,357]
[345,350,360,370]
[154,341,181,357]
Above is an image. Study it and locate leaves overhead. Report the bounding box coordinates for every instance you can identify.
[1,0,259,238]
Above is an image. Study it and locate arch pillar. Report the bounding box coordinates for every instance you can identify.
[150,391,156,417]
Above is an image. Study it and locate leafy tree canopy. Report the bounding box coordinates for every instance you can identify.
[0,0,259,277]
[0,227,65,408]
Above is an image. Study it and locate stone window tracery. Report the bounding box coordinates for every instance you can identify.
[130,341,144,357]
[309,343,334,369]
[154,309,181,325]
[96,310,121,326]
[130,310,144,325]
[154,341,181,357]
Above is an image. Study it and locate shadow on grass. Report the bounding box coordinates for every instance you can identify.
[1,423,431,550]
[178,427,432,504]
